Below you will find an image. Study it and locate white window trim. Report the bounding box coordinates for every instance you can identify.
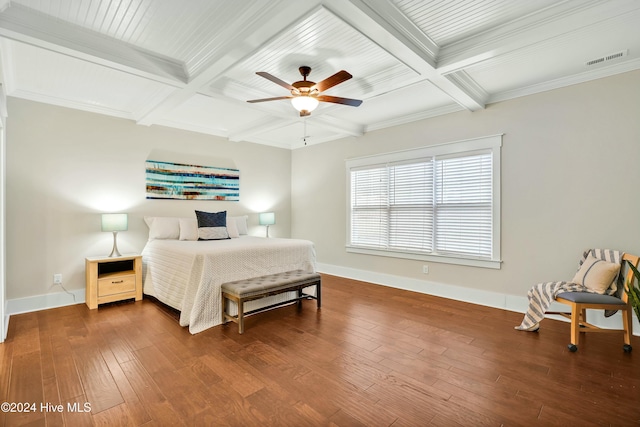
[345,134,502,269]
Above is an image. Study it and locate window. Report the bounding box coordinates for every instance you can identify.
[346,135,502,269]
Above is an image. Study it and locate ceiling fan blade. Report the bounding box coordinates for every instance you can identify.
[256,72,296,91]
[316,95,362,107]
[247,96,293,103]
[311,70,352,92]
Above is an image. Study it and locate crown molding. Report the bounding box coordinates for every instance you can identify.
[10,88,135,120]
[227,117,294,143]
[366,103,465,133]
[488,57,640,104]
[311,115,364,138]
[152,118,230,139]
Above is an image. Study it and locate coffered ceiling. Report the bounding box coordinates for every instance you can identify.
[1,0,639,149]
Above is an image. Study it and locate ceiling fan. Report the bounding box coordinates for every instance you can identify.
[247,66,362,117]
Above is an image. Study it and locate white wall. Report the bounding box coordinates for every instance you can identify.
[5,98,292,307]
[291,70,640,323]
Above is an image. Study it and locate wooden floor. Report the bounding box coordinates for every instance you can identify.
[1,274,639,426]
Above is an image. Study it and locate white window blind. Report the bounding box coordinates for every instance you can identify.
[347,135,501,268]
[434,153,492,257]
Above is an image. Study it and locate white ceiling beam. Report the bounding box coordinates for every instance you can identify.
[0,0,11,14]
[136,0,322,126]
[436,0,640,74]
[331,0,485,111]
[0,38,15,94]
[227,106,363,143]
[329,0,439,68]
[228,117,294,142]
[310,115,364,137]
[0,4,187,86]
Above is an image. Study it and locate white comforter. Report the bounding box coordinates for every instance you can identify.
[142,236,316,334]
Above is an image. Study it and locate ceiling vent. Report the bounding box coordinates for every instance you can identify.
[585,50,628,66]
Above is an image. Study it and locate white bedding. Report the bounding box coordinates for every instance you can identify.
[141,236,316,334]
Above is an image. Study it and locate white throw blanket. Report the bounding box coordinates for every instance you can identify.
[515,249,622,330]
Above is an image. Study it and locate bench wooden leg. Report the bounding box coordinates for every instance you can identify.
[222,274,322,334]
[221,294,226,325]
[238,298,245,334]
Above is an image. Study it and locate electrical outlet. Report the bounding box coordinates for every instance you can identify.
[422,265,429,274]
[53,273,62,285]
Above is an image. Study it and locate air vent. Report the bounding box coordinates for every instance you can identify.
[585,50,628,66]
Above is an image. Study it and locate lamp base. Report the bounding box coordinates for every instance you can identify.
[109,231,122,257]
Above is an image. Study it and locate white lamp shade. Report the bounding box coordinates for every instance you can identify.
[259,212,275,226]
[101,213,128,232]
[291,96,319,112]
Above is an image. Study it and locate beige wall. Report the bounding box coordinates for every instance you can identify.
[292,70,640,301]
[5,70,640,315]
[6,98,292,300]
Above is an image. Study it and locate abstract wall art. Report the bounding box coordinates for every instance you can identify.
[146,160,239,201]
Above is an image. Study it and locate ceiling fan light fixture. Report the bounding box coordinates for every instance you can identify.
[291,96,319,113]
[249,67,361,112]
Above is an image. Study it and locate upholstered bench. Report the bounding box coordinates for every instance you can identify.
[221,270,321,334]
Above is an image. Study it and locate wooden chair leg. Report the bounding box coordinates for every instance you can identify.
[580,308,587,326]
[570,303,580,347]
[622,309,632,346]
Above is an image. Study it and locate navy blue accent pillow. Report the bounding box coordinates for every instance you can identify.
[195,210,230,240]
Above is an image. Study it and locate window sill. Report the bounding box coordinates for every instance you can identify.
[345,246,502,269]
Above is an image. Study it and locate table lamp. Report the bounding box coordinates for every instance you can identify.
[102,213,128,257]
[259,212,275,238]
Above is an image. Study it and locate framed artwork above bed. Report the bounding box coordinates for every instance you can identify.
[145,160,239,201]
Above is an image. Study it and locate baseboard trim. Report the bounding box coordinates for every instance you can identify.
[316,262,640,336]
[6,288,85,316]
[6,267,638,337]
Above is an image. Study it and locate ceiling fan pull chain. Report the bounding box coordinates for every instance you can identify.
[303,118,308,146]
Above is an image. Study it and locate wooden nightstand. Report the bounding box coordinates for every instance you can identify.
[85,254,142,309]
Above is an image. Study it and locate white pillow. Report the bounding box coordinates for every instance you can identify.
[144,217,180,240]
[179,218,198,241]
[571,254,621,294]
[229,215,248,235]
[227,217,240,238]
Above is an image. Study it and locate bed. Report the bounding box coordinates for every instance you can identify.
[141,215,316,334]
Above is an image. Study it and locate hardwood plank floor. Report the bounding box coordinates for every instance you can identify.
[1,274,639,426]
